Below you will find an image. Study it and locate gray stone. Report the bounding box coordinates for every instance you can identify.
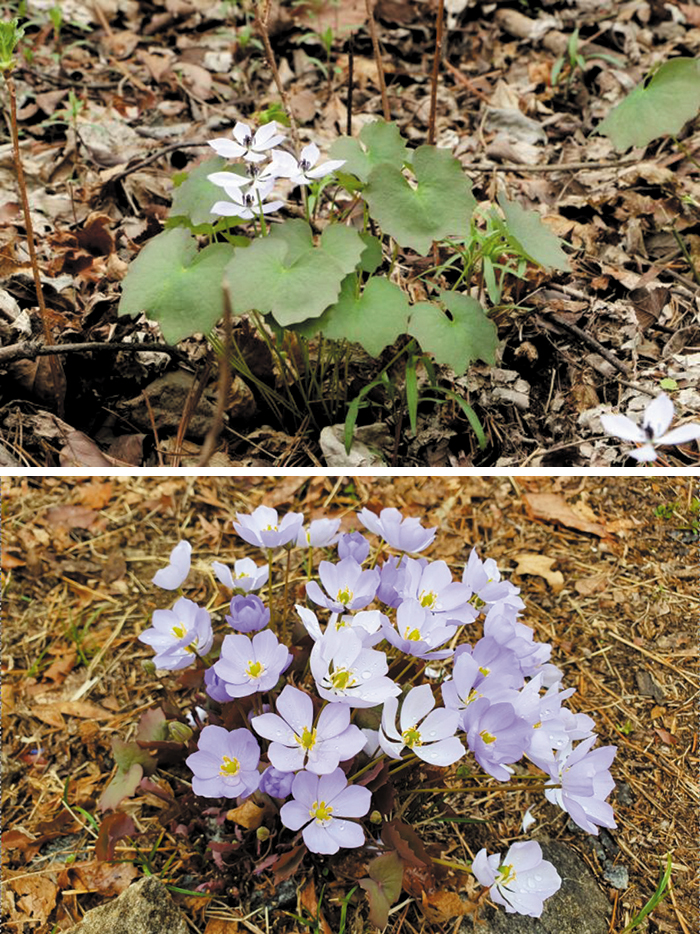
[462,840,610,934]
[64,875,188,934]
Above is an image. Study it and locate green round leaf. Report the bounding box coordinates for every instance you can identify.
[118,228,233,344]
[597,58,700,151]
[169,156,248,226]
[364,146,476,255]
[303,276,411,356]
[330,119,409,183]
[407,291,498,375]
[497,193,571,271]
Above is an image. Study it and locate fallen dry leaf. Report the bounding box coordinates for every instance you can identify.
[43,504,100,530]
[225,799,266,830]
[76,480,113,509]
[419,889,467,923]
[514,553,565,592]
[574,574,608,596]
[522,493,608,538]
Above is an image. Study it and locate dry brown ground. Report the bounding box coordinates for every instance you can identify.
[2,475,698,933]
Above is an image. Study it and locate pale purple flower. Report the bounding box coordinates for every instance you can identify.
[375,555,406,607]
[212,557,268,592]
[225,594,270,633]
[186,725,261,799]
[483,606,553,678]
[270,143,346,186]
[337,532,370,564]
[544,735,617,835]
[441,645,523,724]
[211,177,285,220]
[472,841,561,917]
[306,557,380,612]
[358,507,437,553]
[233,505,305,550]
[463,698,531,781]
[296,518,341,548]
[601,392,700,462]
[152,540,191,590]
[379,684,464,766]
[139,597,213,670]
[259,765,295,799]
[399,557,475,624]
[462,549,525,610]
[310,627,400,707]
[252,685,366,774]
[203,665,231,703]
[525,682,594,772]
[297,605,385,647]
[214,629,292,698]
[280,768,370,854]
[208,120,286,163]
[381,599,456,660]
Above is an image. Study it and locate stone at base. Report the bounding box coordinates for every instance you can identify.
[64,875,188,934]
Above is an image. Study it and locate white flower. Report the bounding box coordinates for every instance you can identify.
[208,121,286,163]
[310,627,400,708]
[211,177,285,220]
[270,143,345,186]
[601,393,700,462]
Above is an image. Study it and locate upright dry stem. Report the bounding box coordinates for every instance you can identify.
[255,2,301,155]
[364,0,390,121]
[6,71,64,411]
[428,0,445,145]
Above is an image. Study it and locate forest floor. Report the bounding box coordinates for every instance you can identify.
[0,0,699,467]
[2,474,698,933]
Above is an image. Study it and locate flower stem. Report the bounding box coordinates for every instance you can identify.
[5,70,64,413]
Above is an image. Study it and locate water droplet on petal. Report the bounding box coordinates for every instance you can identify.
[534,874,542,882]
[361,670,371,679]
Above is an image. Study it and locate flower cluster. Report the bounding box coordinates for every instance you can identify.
[206,121,345,221]
[139,504,618,918]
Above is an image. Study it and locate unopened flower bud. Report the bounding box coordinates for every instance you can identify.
[141,659,157,676]
[256,826,271,841]
[168,721,194,744]
[370,810,383,825]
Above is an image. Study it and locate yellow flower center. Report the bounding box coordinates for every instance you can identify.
[264,523,278,531]
[479,729,496,745]
[309,800,333,823]
[172,624,187,639]
[419,590,436,608]
[496,862,516,886]
[336,587,353,606]
[330,667,355,691]
[296,726,317,751]
[246,660,265,679]
[402,726,422,747]
[404,627,422,642]
[220,755,240,776]
[478,665,490,676]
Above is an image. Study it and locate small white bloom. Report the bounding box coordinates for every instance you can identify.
[211,177,285,220]
[271,142,345,186]
[601,393,700,461]
[208,120,286,163]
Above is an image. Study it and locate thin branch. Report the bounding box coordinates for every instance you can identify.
[6,71,64,412]
[346,31,354,137]
[0,340,190,366]
[427,0,445,145]
[255,4,301,155]
[550,313,631,377]
[364,0,390,121]
[108,141,209,185]
[198,285,233,467]
[461,156,641,173]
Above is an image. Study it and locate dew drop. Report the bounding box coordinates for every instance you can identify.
[534,874,543,882]
[428,731,437,738]
[361,670,372,679]
[527,877,536,888]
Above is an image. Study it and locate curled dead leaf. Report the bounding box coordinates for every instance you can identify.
[514,553,565,592]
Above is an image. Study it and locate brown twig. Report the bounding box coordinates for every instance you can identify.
[461,156,642,173]
[170,356,213,467]
[427,0,445,145]
[549,313,631,377]
[346,31,354,137]
[198,285,233,467]
[5,71,64,413]
[0,340,190,366]
[107,141,209,185]
[254,2,300,155]
[364,0,390,121]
